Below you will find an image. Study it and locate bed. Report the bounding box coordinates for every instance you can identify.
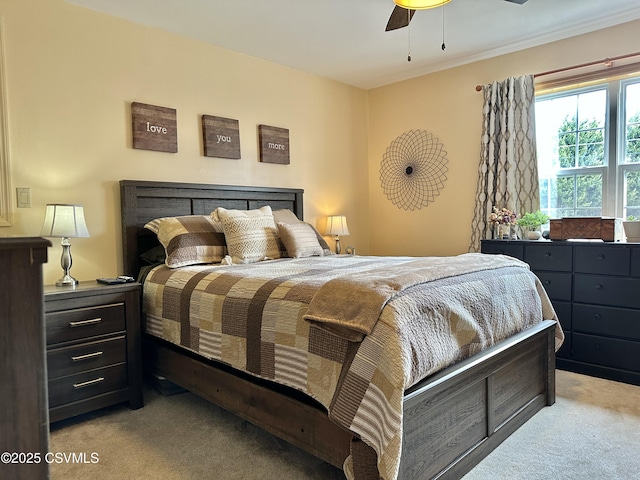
[120,179,562,480]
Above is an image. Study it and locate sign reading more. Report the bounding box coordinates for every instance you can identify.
[202,115,241,159]
[131,102,178,153]
[258,125,290,165]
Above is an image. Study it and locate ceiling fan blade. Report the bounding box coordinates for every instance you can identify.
[504,0,528,4]
[385,6,415,32]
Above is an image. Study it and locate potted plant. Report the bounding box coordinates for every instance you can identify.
[517,210,550,240]
[623,215,640,242]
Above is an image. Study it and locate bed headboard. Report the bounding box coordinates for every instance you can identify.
[120,180,304,277]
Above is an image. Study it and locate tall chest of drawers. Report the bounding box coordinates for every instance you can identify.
[481,240,640,386]
[44,281,143,422]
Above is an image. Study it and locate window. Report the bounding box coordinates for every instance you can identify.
[535,74,640,219]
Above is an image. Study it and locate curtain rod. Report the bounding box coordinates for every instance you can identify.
[474,51,640,92]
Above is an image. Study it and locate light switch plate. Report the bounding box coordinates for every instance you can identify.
[16,187,30,208]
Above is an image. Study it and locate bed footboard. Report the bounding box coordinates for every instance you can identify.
[397,319,556,480]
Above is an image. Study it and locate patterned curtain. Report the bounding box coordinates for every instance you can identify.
[469,75,539,252]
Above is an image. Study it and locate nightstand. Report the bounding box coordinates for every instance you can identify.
[44,281,143,422]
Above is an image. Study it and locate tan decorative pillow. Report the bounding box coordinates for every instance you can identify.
[272,208,334,256]
[276,222,324,258]
[216,206,281,264]
[273,208,302,225]
[144,215,226,268]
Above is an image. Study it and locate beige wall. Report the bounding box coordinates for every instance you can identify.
[368,19,640,257]
[0,0,369,284]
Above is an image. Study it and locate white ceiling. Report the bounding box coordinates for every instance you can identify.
[66,0,640,89]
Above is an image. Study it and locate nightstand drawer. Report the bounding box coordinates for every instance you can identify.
[574,275,640,309]
[48,363,128,408]
[47,336,126,380]
[575,246,630,276]
[573,333,640,373]
[46,302,125,345]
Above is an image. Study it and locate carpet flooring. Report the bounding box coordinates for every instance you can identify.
[50,370,640,479]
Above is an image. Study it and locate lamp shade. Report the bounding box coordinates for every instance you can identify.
[394,0,451,9]
[40,204,90,238]
[324,215,350,237]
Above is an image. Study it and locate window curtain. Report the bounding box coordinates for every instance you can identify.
[469,75,539,252]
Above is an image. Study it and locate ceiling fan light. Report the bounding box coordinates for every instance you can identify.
[393,0,451,9]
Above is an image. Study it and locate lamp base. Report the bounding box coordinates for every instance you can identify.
[56,274,78,287]
[56,238,78,287]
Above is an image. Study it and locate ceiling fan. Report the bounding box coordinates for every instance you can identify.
[385,0,529,32]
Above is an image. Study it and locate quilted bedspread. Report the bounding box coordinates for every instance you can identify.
[142,254,562,480]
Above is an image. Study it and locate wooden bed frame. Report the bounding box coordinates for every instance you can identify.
[120,179,557,480]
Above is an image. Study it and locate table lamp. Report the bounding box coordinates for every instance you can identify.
[40,204,90,286]
[324,215,350,254]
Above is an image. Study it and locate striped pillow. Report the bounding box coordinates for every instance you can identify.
[144,215,226,268]
[276,222,324,258]
[272,209,334,256]
[216,206,281,264]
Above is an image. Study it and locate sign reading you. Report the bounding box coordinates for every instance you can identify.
[202,115,241,159]
[131,102,178,153]
[258,125,290,165]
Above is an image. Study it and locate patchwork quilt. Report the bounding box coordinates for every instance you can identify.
[142,254,562,480]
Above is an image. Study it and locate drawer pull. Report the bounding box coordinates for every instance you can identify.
[544,280,551,285]
[597,254,605,260]
[545,252,551,258]
[595,284,603,290]
[594,314,601,320]
[69,317,102,327]
[71,351,104,362]
[73,377,105,389]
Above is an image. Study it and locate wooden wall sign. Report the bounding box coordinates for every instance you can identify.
[202,115,241,159]
[131,102,178,153]
[258,125,290,165]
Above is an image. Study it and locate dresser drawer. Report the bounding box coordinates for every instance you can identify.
[552,301,572,331]
[632,248,640,278]
[48,363,128,408]
[525,244,573,272]
[481,242,524,260]
[536,272,572,301]
[573,333,640,373]
[574,246,630,276]
[573,304,640,341]
[46,302,126,345]
[574,275,640,309]
[47,336,126,380]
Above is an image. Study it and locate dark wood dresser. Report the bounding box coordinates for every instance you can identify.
[44,281,143,422]
[482,239,640,385]
[0,237,50,480]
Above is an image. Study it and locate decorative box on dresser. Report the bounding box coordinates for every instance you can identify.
[0,237,50,480]
[481,240,640,386]
[44,281,143,423]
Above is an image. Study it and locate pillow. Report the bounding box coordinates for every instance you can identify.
[272,209,334,256]
[215,206,281,264]
[276,222,324,258]
[144,215,227,268]
[273,208,302,225]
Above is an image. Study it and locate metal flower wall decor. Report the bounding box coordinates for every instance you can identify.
[380,129,448,211]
